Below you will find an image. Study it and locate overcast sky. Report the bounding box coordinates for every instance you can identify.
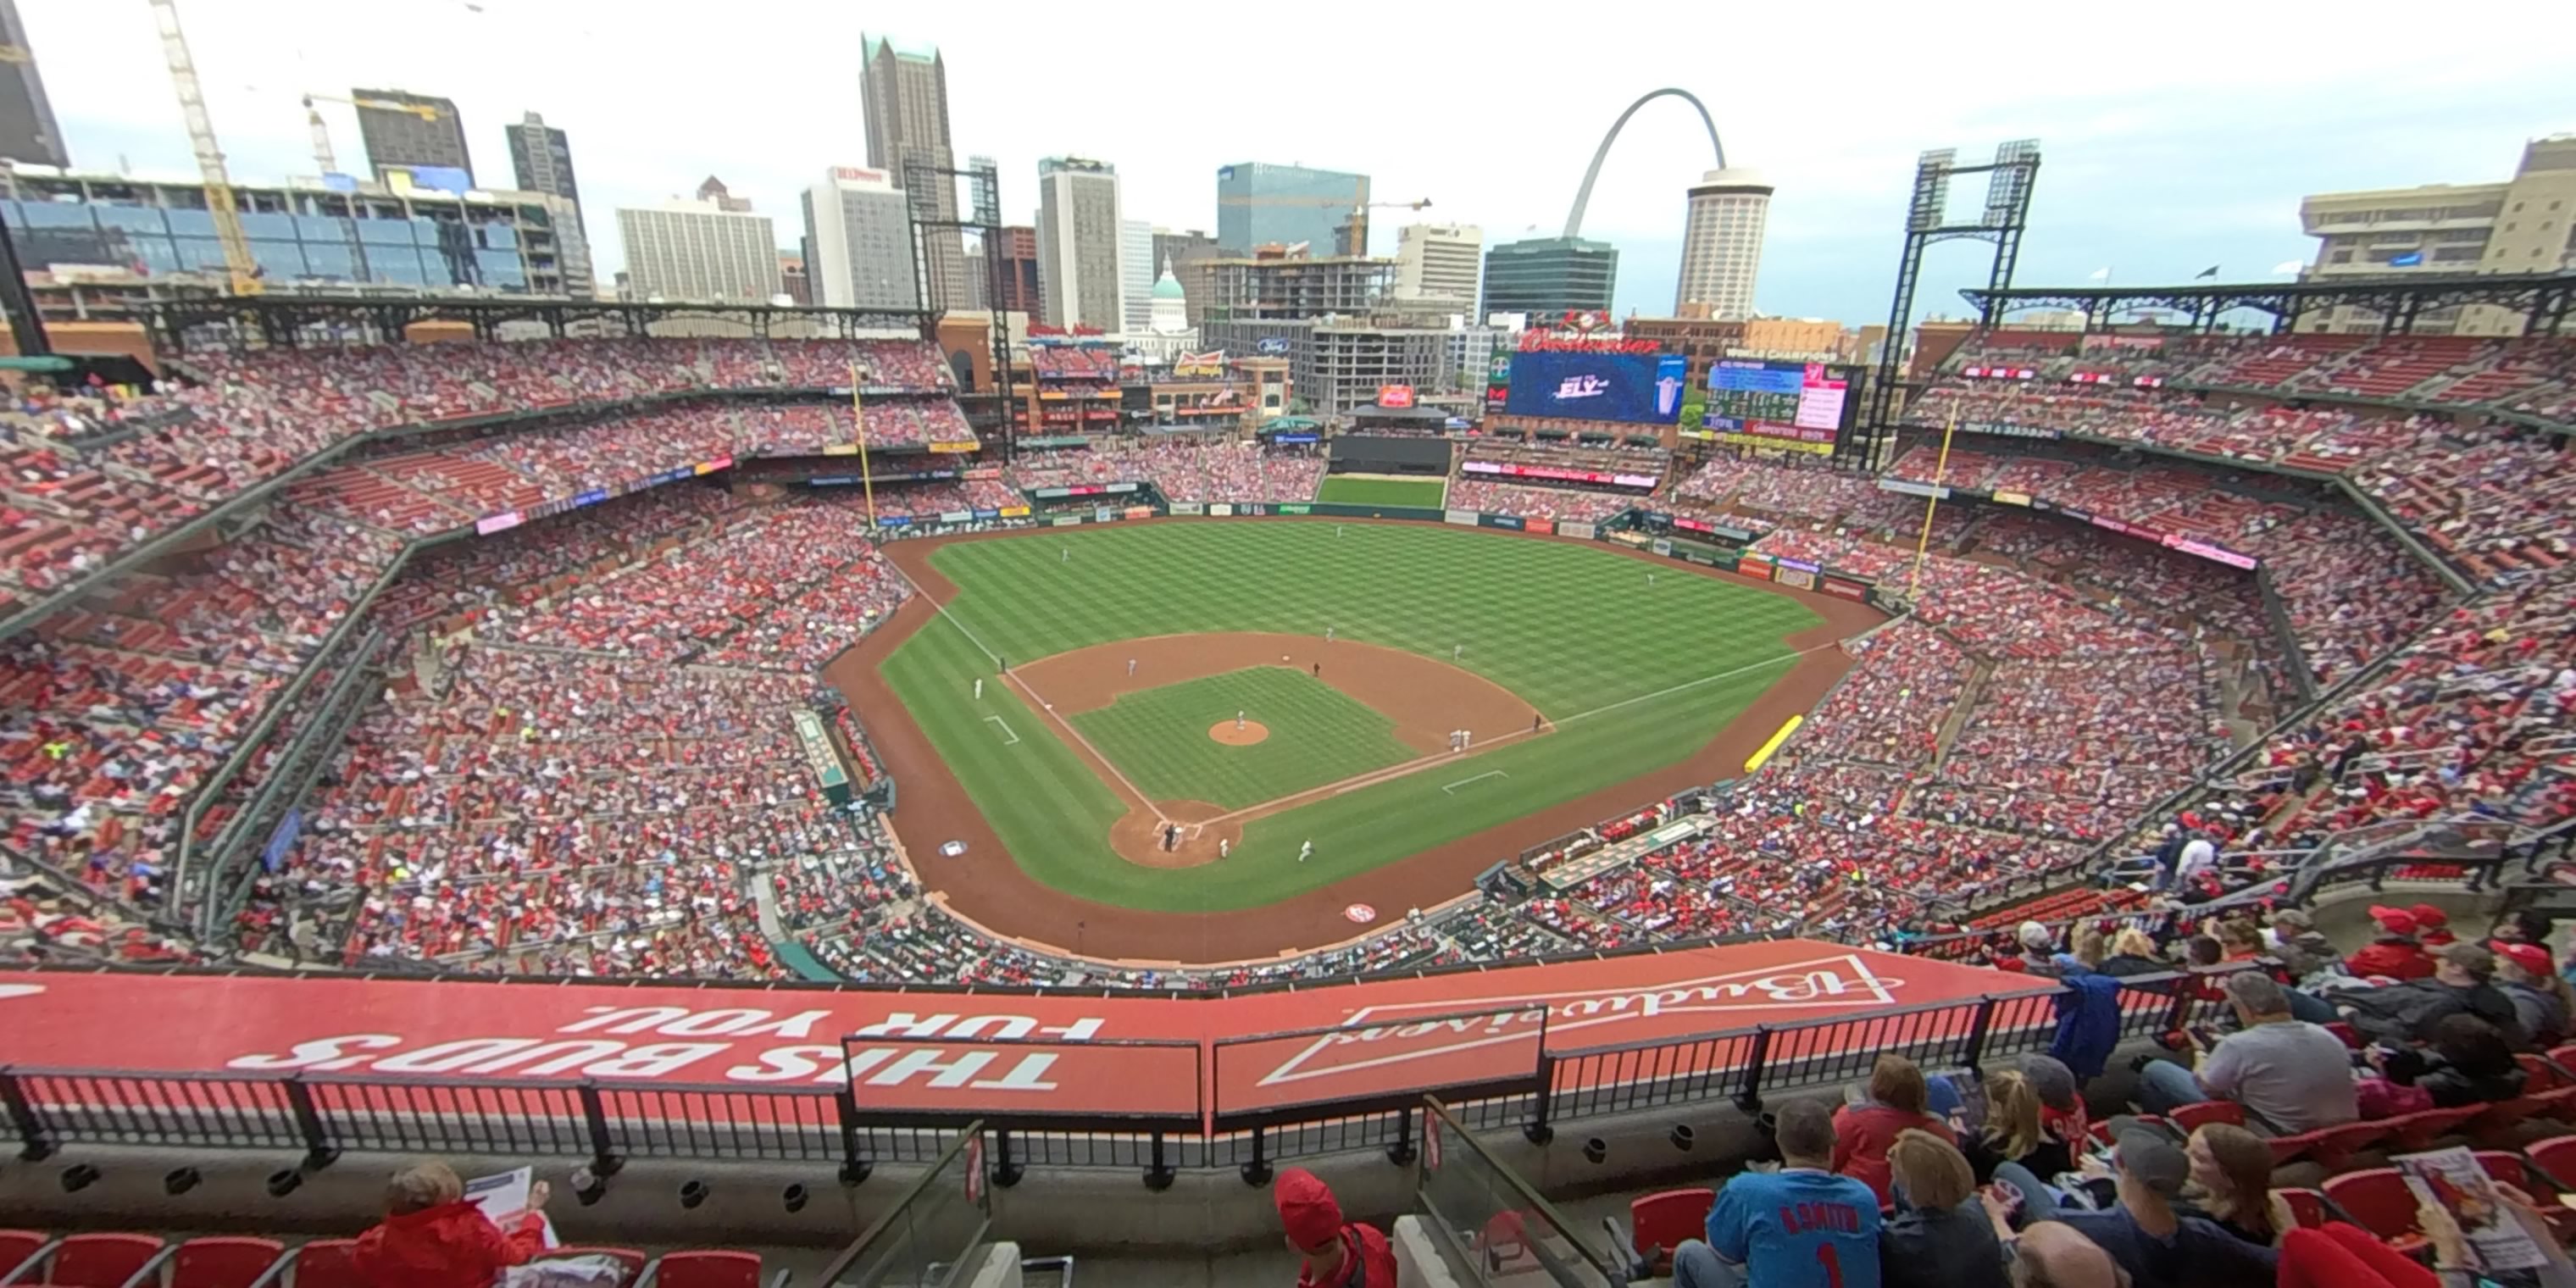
[21,0,2575,326]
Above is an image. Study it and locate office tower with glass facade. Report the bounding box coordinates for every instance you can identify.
[0,162,588,295]
[1483,236,1618,319]
[1215,162,1368,254]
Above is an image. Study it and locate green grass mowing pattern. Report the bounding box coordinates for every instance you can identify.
[1313,476,1448,508]
[1070,668,1414,809]
[881,521,1822,911]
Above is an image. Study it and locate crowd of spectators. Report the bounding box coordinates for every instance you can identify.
[1006,436,1324,502]
[1442,478,1632,520]
[502,499,893,662]
[3,339,969,605]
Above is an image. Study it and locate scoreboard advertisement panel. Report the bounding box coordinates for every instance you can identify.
[1502,351,1690,425]
[1702,360,1860,455]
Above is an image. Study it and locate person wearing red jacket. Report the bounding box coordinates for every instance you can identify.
[2346,907,2436,981]
[354,1163,548,1288]
[1274,1166,1397,1287]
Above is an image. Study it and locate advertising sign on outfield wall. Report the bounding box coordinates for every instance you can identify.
[1823,579,1869,600]
[1526,518,1555,536]
[1774,568,1816,591]
[1485,515,1524,530]
[1000,506,1030,518]
[1052,515,1082,527]
[1169,502,1205,516]
[1210,503,1235,517]
[1558,521,1596,540]
[1444,509,1480,527]
[1652,539,1673,557]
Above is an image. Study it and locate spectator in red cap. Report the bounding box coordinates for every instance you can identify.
[2346,907,2434,981]
[1274,1166,1396,1287]
[2491,939,2573,1047]
[2412,903,2457,949]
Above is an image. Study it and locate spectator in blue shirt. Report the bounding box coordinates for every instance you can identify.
[1675,1099,1881,1288]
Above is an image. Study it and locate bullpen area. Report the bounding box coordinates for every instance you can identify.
[826,518,1881,962]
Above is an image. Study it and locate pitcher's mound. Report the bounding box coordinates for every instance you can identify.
[1209,720,1270,746]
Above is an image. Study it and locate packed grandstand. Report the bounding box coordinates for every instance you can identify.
[5,324,2573,1000]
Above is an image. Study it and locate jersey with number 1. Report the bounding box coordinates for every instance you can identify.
[1706,1169,1882,1288]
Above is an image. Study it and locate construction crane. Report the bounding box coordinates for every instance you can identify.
[1337,197,1431,259]
[146,0,260,295]
[300,92,441,175]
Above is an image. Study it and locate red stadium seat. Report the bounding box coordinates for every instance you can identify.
[2548,1045,2576,1074]
[166,1241,285,1288]
[2529,1135,2576,1191]
[35,1235,166,1288]
[2477,1152,2576,1239]
[2168,1102,2246,1133]
[2272,1188,2337,1230]
[2327,1022,2365,1051]
[0,1236,54,1288]
[2321,1170,2428,1252]
[2381,1104,2485,1152]
[538,1250,648,1288]
[2269,1119,2392,1169]
[640,1252,761,1288]
[2524,1053,2574,1092]
[1629,1188,1717,1269]
[280,1242,360,1288]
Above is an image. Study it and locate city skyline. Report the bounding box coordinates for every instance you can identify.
[14,0,2573,325]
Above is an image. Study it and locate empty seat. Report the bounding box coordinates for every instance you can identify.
[1628,1188,1717,1272]
[19,1235,167,1288]
[536,1250,648,1288]
[166,1241,285,1288]
[2320,1169,2427,1252]
[279,1242,359,1288]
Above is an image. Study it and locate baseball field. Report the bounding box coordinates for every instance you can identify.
[824,519,1877,962]
[1313,475,1449,508]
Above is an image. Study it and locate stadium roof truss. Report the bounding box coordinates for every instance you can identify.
[1961,270,2576,336]
[142,294,934,353]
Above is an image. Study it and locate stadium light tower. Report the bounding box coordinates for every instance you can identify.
[1860,140,2040,457]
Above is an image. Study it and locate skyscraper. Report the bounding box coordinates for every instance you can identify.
[1121,219,1155,334]
[1482,236,1618,320]
[1675,168,1772,319]
[1035,158,1124,330]
[1216,163,1368,254]
[616,199,780,303]
[861,35,967,313]
[352,88,472,186]
[0,0,66,167]
[506,112,583,234]
[801,165,919,310]
[1394,223,1483,305]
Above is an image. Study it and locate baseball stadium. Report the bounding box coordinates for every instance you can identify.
[3,64,2576,1288]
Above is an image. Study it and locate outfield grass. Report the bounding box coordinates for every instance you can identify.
[880,521,1822,910]
[1314,475,1448,508]
[1070,668,1413,808]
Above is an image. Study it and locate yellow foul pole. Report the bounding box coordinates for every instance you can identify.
[1907,406,1959,599]
[850,362,878,528]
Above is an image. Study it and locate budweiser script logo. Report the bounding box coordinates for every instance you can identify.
[1256,954,1902,1087]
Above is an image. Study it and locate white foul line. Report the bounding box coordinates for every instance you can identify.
[1441,770,1507,794]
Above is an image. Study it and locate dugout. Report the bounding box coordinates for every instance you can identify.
[1327,432,1453,479]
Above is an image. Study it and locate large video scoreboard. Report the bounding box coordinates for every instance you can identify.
[1701,359,1861,456]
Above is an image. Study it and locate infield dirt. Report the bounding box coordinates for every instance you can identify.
[821,518,1885,965]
